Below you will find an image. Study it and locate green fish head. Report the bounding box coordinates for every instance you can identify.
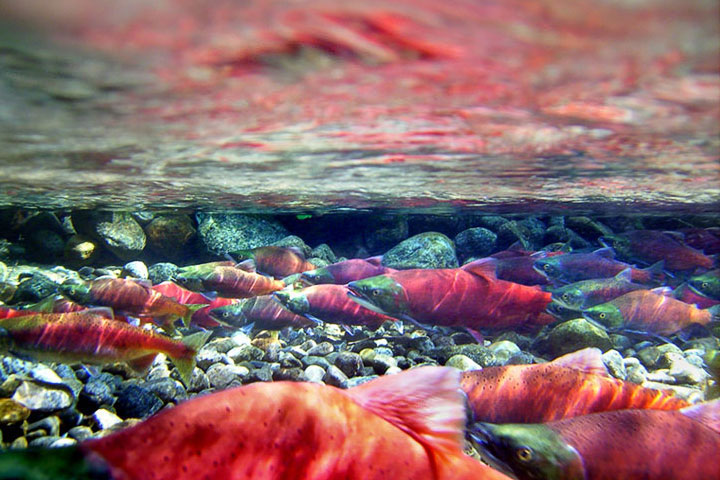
[231,249,256,262]
[173,268,206,292]
[300,267,334,285]
[582,303,624,330]
[688,272,720,300]
[599,234,630,257]
[59,281,92,304]
[346,275,408,317]
[208,302,247,326]
[552,287,586,310]
[468,422,585,480]
[533,258,563,280]
[546,300,581,321]
[272,290,310,315]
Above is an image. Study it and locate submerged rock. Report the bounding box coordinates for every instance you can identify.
[196,213,288,255]
[113,384,162,419]
[144,215,196,260]
[12,380,74,413]
[534,318,612,357]
[382,232,458,269]
[73,211,146,260]
[0,398,30,425]
[454,227,497,260]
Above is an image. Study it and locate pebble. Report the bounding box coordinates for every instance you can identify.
[641,382,704,403]
[29,436,63,448]
[307,342,334,356]
[114,384,163,419]
[51,438,78,448]
[145,378,187,404]
[206,364,249,389]
[27,416,61,437]
[0,398,30,425]
[370,354,397,374]
[302,356,332,370]
[445,354,482,371]
[385,366,402,375]
[346,376,378,388]
[122,261,149,279]
[68,426,95,442]
[623,359,648,384]
[304,365,326,383]
[334,352,364,377]
[488,341,521,365]
[196,350,230,371]
[188,368,210,393]
[92,408,123,430]
[636,343,683,369]
[601,349,627,380]
[668,357,709,385]
[227,345,265,363]
[12,380,74,413]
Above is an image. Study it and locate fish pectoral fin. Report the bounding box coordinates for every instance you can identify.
[345,367,466,459]
[399,313,429,330]
[236,258,257,273]
[127,354,157,374]
[302,313,324,326]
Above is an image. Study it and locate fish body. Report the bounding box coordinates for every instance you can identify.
[62,277,198,328]
[176,265,285,298]
[674,283,720,309]
[679,227,720,255]
[0,305,34,319]
[273,284,396,329]
[688,269,720,301]
[534,247,664,284]
[602,229,714,271]
[461,348,688,424]
[0,367,512,480]
[583,289,717,335]
[151,281,237,328]
[549,268,646,310]
[234,246,316,278]
[488,254,550,286]
[209,295,314,330]
[301,258,396,285]
[0,311,208,384]
[470,401,720,480]
[347,259,554,331]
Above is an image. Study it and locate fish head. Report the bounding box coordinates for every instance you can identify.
[208,302,247,327]
[582,303,624,330]
[468,422,584,480]
[300,267,334,285]
[272,290,310,315]
[59,280,92,304]
[173,268,206,291]
[346,275,408,317]
[532,258,563,281]
[599,234,630,256]
[551,287,585,310]
[546,301,581,321]
[231,249,256,261]
[688,272,720,300]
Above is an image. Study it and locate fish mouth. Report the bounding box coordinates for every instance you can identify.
[467,423,515,477]
[345,287,389,316]
[532,265,550,281]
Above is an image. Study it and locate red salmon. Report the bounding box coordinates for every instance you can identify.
[234,245,316,277]
[301,258,396,285]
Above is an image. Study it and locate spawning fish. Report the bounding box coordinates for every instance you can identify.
[460,348,689,424]
[468,400,720,480]
[0,310,209,385]
[347,259,554,333]
[533,247,664,284]
[582,289,720,336]
[674,283,720,309]
[233,245,316,278]
[209,294,315,331]
[0,367,512,480]
[678,227,720,255]
[601,229,715,271]
[483,254,551,286]
[61,277,203,329]
[301,258,396,285]
[175,264,285,298]
[688,269,720,301]
[273,284,396,330]
[548,268,646,310]
[151,281,238,328]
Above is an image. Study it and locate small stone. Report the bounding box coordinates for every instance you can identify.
[68,426,94,442]
[382,232,458,269]
[80,377,116,410]
[334,352,364,378]
[533,319,612,357]
[196,349,228,371]
[645,370,676,384]
[145,215,196,260]
[27,416,61,437]
[507,351,536,365]
[488,341,521,366]
[263,342,281,363]
[445,354,482,371]
[323,366,349,388]
[196,213,288,255]
[230,331,253,346]
[279,353,303,369]
[637,344,683,369]
[385,366,402,375]
[13,381,74,413]
[302,356,331,370]
[455,227,497,260]
[92,409,123,430]
[602,350,627,380]
[146,363,171,382]
[0,398,30,425]
[51,438,78,448]
[206,364,249,389]
[11,437,28,449]
[410,336,435,353]
[310,244,337,264]
[148,263,178,284]
[610,334,633,351]
[684,353,705,369]
[304,365,326,383]
[188,368,209,393]
[64,235,100,266]
[370,354,397,374]
[307,342,334,356]
[29,436,62,448]
[227,345,265,363]
[625,361,648,384]
[669,357,709,385]
[205,338,239,354]
[346,376,378,388]
[245,364,273,383]
[300,340,318,351]
[272,368,305,382]
[145,378,187,404]
[122,261,149,280]
[13,274,60,302]
[114,385,163,419]
[432,344,496,367]
[641,382,704,403]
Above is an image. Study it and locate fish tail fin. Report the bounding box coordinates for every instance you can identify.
[644,260,666,284]
[707,304,720,320]
[0,445,111,479]
[170,330,212,386]
[182,304,207,328]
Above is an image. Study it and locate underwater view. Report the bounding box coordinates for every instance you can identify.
[0,1,719,479]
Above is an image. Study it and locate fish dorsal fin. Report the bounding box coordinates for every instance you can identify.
[681,399,720,434]
[614,268,632,282]
[345,366,465,457]
[365,255,383,266]
[593,247,616,259]
[651,286,673,296]
[287,246,306,259]
[529,251,548,259]
[461,258,497,280]
[550,348,610,377]
[236,259,257,273]
[128,278,152,289]
[82,307,115,320]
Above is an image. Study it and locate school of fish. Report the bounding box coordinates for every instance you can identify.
[0,229,718,479]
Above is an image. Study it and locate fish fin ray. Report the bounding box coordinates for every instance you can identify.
[651,286,673,296]
[236,259,257,273]
[170,331,211,386]
[302,313,324,326]
[127,354,157,374]
[615,268,633,282]
[681,399,720,434]
[593,247,615,259]
[550,348,609,377]
[345,366,466,458]
[82,307,115,320]
[182,304,207,327]
[461,258,497,280]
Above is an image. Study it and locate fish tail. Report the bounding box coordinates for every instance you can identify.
[643,260,666,284]
[182,304,207,328]
[169,330,212,386]
[0,445,112,479]
[708,304,720,323]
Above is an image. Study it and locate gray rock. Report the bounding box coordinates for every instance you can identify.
[227,345,265,363]
[196,349,228,371]
[385,366,402,375]
[273,367,305,382]
[445,354,482,371]
[114,385,163,419]
[206,364,249,389]
[10,437,28,449]
[641,382,704,403]
[645,370,676,384]
[122,261,149,280]
[609,334,633,351]
[602,350,627,380]
[668,357,709,385]
[637,344,683,369]
[346,376,378,388]
[382,232,458,269]
[307,342,334,356]
[92,408,123,430]
[188,368,209,393]
[323,366,349,388]
[13,274,60,302]
[12,381,74,412]
[80,377,116,409]
[624,359,648,384]
[409,336,435,354]
[432,344,496,367]
[310,244,337,264]
[63,235,100,266]
[73,212,146,260]
[27,416,61,437]
[30,366,66,385]
[364,216,409,253]
[304,365,326,383]
[246,364,273,383]
[51,438,78,448]
[147,363,172,382]
[565,217,613,241]
[196,213,288,255]
[454,227,497,259]
[488,341,521,366]
[334,352,364,377]
[684,353,705,369]
[533,319,612,357]
[272,235,312,258]
[263,343,281,363]
[279,353,303,369]
[302,356,332,370]
[29,436,63,448]
[145,378,187,403]
[206,338,240,354]
[144,215,196,260]
[67,426,94,442]
[148,263,178,284]
[370,354,397,374]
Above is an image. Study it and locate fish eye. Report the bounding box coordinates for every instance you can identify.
[598,312,606,319]
[701,282,709,289]
[222,312,230,318]
[542,264,552,271]
[561,293,569,301]
[371,288,382,297]
[516,447,533,462]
